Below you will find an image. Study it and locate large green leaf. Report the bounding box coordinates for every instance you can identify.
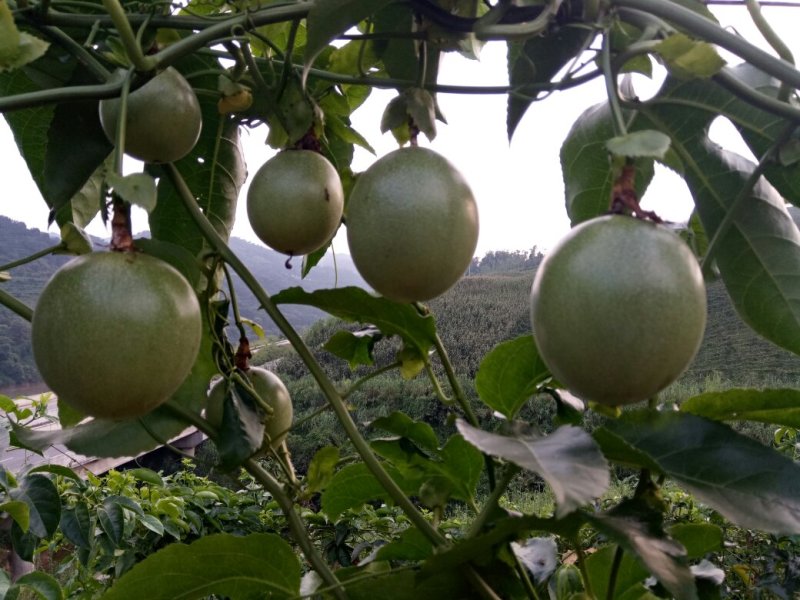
[599,410,800,534]
[681,388,800,427]
[9,473,60,539]
[321,462,413,521]
[273,286,438,353]
[635,74,800,356]
[560,103,655,225]
[5,571,64,600]
[507,24,592,139]
[103,533,301,600]
[475,335,550,420]
[456,421,609,517]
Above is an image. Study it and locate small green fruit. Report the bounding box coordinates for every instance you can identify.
[99,67,202,163]
[530,215,706,406]
[32,251,202,420]
[346,146,479,302]
[246,150,344,256]
[206,367,293,451]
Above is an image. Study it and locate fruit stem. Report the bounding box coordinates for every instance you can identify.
[221,263,249,351]
[101,0,156,72]
[165,162,449,549]
[109,196,134,252]
[164,399,344,597]
[0,287,34,322]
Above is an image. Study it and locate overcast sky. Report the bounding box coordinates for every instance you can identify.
[1,5,797,257]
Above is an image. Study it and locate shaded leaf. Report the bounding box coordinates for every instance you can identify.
[6,571,64,600]
[371,412,439,451]
[9,474,60,538]
[602,410,800,534]
[324,327,380,368]
[98,499,124,546]
[103,533,301,600]
[475,335,550,420]
[456,421,609,517]
[584,545,650,600]
[507,25,592,139]
[681,388,800,428]
[376,527,434,562]
[321,463,412,521]
[59,503,91,549]
[273,286,438,353]
[668,523,723,559]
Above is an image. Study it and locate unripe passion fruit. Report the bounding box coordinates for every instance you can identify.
[99,67,202,163]
[32,252,202,420]
[346,146,479,302]
[206,367,293,451]
[530,215,706,406]
[246,150,344,256]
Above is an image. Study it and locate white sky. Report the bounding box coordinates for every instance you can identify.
[1,5,797,257]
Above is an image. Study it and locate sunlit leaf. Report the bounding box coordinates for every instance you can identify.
[681,388,800,427]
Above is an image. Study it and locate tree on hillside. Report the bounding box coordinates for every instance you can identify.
[2,1,800,598]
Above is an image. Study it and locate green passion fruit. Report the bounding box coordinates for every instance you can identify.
[206,367,293,451]
[530,215,707,406]
[99,67,202,163]
[32,251,202,420]
[246,150,344,256]
[346,146,479,303]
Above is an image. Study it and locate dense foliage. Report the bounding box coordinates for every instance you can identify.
[3,0,800,599]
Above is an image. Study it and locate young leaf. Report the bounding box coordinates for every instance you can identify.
[605,130,671,160]
[0,500,29,532]
[103,533,301,600]
[601,410,800,534]
[456,421,609,517]
[681,388,800,427]
[654,33,725,80]
[475,335,550,420]
[105,172,158,213]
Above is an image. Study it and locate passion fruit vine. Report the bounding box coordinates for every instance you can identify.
[346,146,479,303]
[99,67,202,163]
[530,215,707,406]
[31,251,202,420]
[246,150,344,256]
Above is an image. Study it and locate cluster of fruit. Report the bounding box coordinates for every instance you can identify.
[30,65,707,437]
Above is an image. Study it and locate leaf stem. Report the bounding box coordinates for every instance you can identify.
[0,244,64,272]
[101,0,156,72]
[164,162,448,549]
[0,288,34,322]
[745,0,795,100]
[468,464,520,537]
[606,546,624,600]
[602,29,627,138]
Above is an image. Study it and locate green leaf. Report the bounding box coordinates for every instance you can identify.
[58,222,92,255]
[560,103,654,225]
[323,328,380,368]
[98,498,124,546]
[456,421,609,517]
[6,571,64,600]
[321,463,411,520]
[305,446,340,495]
[507,25,592,139]
[0,500,29,532]
[128,467,165,487]
[371,412,440,451]
[138,513,165,536]
[59,502,91,549]
[9,473,60,538]
[214,378,267,469]
[668,523,723,560]
[106,172,158,213]
[681,388,800,428]
[375,526,434,561]
[587,504,697,600]
[475,335,550,420]
[654,33,725,80]
[602,410,800,534]
[605,130,671,160]
[273,286,438,353]
[304,0,392,80]
[103,533,301,600]
[584,545,650,600]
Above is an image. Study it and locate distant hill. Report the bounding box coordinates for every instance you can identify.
[0,216,365,389]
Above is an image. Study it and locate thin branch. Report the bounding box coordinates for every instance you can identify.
[0,288,34,322]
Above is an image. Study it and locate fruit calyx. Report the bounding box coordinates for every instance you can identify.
[609,162,662,223]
